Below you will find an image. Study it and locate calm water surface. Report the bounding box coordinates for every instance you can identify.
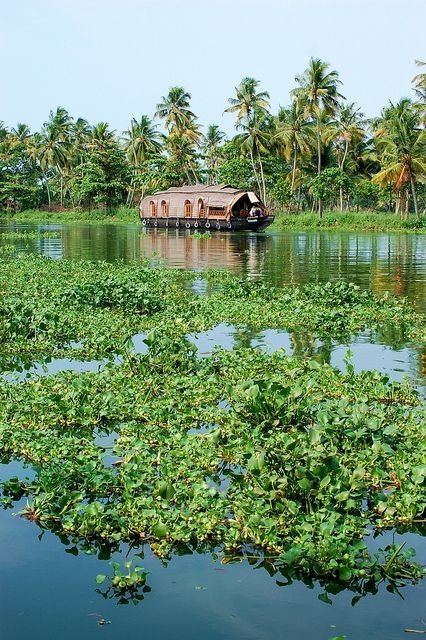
[1,223,426,310]
[1,223,425,639]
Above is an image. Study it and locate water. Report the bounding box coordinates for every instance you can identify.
[4,325,424,390]
[1,222,426,639]
[1,223,426,310]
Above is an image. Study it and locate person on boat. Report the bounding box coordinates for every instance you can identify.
[249,205,261,217]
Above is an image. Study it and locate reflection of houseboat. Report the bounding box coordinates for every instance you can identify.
[139,184,274,231]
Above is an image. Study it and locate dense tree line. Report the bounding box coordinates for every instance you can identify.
[1,58,425,217]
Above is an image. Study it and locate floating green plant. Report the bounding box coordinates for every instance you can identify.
[0,255,424,592]
[0,231,61,240]
[96,561,150,605]
[0,332,424,590]
[0,254,423,370]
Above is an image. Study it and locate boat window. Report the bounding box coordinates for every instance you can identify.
[198,198,206,218]
[150,201,157,217]
[184,200,192,217]
[161,200,169,217]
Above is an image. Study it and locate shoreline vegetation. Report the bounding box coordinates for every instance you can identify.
[1,58,425,223]
[2,207,426,233]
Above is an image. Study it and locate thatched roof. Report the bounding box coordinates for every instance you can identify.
[140,184,263,218]
[152,184,240,195]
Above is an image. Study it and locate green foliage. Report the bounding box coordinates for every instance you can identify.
[1,59,425,214]
[309,168,354,206]
[271,175,292,207]
[0,255,422,370]
[353,179,386,210]
[62,274,163,314]
[6,206,138,224]
[0,332,424,591]
[216,141,253,189]
[271,210,426,232]
[69,141,130,209]
[0,138,43,210]
[0,256,424,595]
[96,561,150,605]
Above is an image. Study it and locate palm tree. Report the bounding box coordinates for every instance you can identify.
[291,58,344,214]
[165,133,200,185]
[123,115,162,165]
[372,99,426,220]
[225,77,270,127]
[413,60,426,103]
[235,110,273,202]
[90,122,116,150]
[156,87,202,185]
[123,115,162,203]
[39,107,73,206]
[0,122,8,140]
[226,78,271,200]
[328,103,365,170]
[326,102,366,209]
[275,101,315,195]
[202,125,225,184]
[155,87,196,134]
[72,118,92,153]
[11,123,31,142]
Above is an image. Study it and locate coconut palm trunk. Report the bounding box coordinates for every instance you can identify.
[410,176,420,221]
[339,140,350,212]
[291,143,298,196]
[258,155,267,203]
[46,180,51,210]
[249,149,263,202]
[126,147,138,206]
[316,121,323,217]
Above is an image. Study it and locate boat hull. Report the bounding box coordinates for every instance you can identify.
[140,215,275,232]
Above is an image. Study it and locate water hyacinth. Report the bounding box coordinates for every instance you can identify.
[0,255,424,598]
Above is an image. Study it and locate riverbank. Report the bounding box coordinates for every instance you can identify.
[0,206,139,225]
[270,211,426,233]
[1,208,426,233]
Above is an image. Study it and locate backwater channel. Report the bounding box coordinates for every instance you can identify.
[0,222,425,639]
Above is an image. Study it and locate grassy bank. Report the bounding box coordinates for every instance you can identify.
[2,207,426,233]
[0,206,139,225]
[270,211,426,233]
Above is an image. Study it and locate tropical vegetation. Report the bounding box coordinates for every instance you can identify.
[0,255,425,600]
[1,58,425,218]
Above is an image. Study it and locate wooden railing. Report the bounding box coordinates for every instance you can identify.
[207,208,227,218]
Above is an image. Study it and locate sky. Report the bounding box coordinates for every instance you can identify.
[1,0,425,136]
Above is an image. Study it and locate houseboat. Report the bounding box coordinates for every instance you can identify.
[139,184,274,231]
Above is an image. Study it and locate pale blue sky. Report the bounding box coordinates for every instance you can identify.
[1,0,425,136]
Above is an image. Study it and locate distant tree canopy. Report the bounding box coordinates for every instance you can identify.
[1,58,425,216]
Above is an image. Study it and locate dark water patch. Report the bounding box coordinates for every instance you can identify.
[246,327,425,389]
[0,507,425,640]
[0,458,36,482]
[2,325,425,390]
[131,332,149,354]
[188,323,237,355]
[93,428,120,468]
[3,356,105,382]
[187,423,219,435]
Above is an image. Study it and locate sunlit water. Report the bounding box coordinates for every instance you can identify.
[1,223,426,309]
[1,222,426,639]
